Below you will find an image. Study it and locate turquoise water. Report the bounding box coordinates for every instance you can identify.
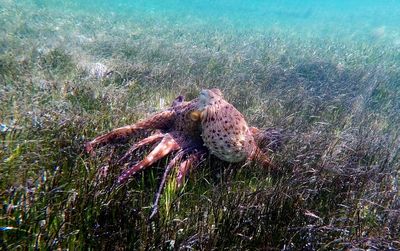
[1,0,399,86]
[27,0,400,41]
[1,0,399,83]
[2,1,399,110]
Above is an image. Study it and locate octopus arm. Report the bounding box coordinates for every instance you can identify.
[150,149,186,219]
[117,132,164,165]
[117,132,180,184]
[250,147,272,168]
[85,110,175,152]
[176,149,207,186]
[150,147,207,219]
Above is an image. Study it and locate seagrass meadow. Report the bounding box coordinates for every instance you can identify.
[1,0,400,250]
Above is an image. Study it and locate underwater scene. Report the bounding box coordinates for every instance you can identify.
[1,0,400,249]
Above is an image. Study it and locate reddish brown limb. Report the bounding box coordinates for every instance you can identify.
[176,150,206,187]
[149,150,186,219]
[117,133,180,184]
[149,148,207,219]
[251,127,283,153]
[251,148,273,169]
[117,132,164,165]
[85,110,175,153]
[249,126,260,135]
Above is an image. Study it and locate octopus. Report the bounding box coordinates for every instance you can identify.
[86,88,278,217]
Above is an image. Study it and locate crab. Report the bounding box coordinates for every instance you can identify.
[86,88,277,217]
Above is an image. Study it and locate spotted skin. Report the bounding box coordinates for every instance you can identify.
[197,89,270,165]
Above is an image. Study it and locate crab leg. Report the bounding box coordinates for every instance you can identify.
[117,132,164,165]
[85,110,175,153]
[117,133,180,184]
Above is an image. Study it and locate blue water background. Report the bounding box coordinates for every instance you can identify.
[34,0,400,44]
